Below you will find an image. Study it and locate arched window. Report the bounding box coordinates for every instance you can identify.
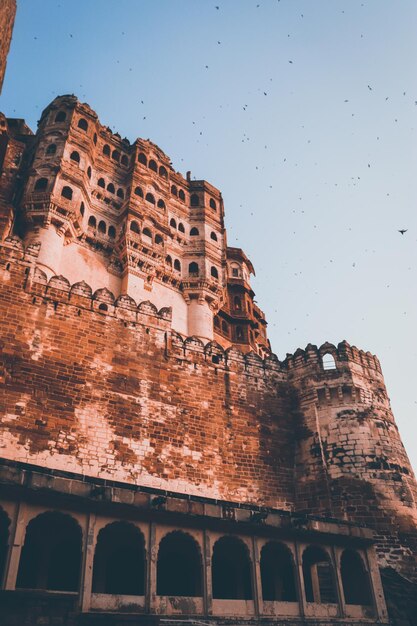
[302,546,337,604]
[190,227,199,236]
[221,321,229,335]
[178,223,185,233]
[134,186,143,197]
[171,185,178,196]
[174,259,181,272]
[211,266,219,279]
[260,542,297,602]
[80,202,85,216]
[341,550,372,606]
[138,152,147,166]
[98,220,106,234]
[92,522,145,596]
[157,199,165,210]
[93,133,97,145]
[16,512,81,592]
[98,178,105,188]
[70,151,80,163]
[231,263,240,278]
[157,532,202,597]
[210,198,217,210]
[77,118,88,131]
[210,231,218,241]
[130,221,140,234]
[107,183,115,194]
[108,225,116,239]
[234,296,242,311]
[46,143,56,155]
[0,507,10,586]
[142,227,152,240]
[88,216,97,228]
[112,150,120,162]
[212,537,252,600]
[117,188,124,199]
[61,186,73,200]
[54,111,66,123]
[322,353,336,370]
[121,154,129,166]
[145,193,155,204]
[169,218,177,229]
[34,177,48,192]
[155,234,163,245]
[87,166,92,178]
[166,255,172,266]
[190,193,199,207]
[236,326,243,340]
[178,189,185,201]
[103,144,111,157]
[189,262,199,276]
[159,165,168,178]
[149,159,157,172]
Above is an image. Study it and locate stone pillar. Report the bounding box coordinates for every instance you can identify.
[294,542,307,618]
[80,512,96,612]
[203,530,212,616]
[148,522,157,613]
[4,501,27,590]
[187,298,213,340]
[365,546,389,622]
[251,536,262,617]
[331,545,345,617]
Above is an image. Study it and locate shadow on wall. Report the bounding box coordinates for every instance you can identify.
[381,568,417,626]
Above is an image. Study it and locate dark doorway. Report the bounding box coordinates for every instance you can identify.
[157,531,202,596]
[212,536,253,600]
[92,521,145,595]
[341,550,373,605]
[16,511,81,591]
[260,542,297,601]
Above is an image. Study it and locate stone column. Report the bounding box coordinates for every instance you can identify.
[4,501,27,590]
[252,536,262,617]
[80,512,96,612]
[148,522,157,613]
[331,545,346,617]
[203,531,213,615]
[294,542,307,618]
[365,546,389,622]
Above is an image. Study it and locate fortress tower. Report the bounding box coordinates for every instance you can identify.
[5,95,268,351]
[285,342,417,591]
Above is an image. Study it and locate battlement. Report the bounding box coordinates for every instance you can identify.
[284,341,382,378]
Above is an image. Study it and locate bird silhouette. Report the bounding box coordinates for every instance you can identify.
[398,229,408,235]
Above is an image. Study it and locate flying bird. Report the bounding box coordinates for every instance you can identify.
[398,229,408,235]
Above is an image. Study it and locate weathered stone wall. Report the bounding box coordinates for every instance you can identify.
[0,0,16,94]
[0,242,295,507]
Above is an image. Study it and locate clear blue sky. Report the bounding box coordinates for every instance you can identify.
[2,0,417,472]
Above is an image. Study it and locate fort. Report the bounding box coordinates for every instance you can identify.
[0,3,416,626]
